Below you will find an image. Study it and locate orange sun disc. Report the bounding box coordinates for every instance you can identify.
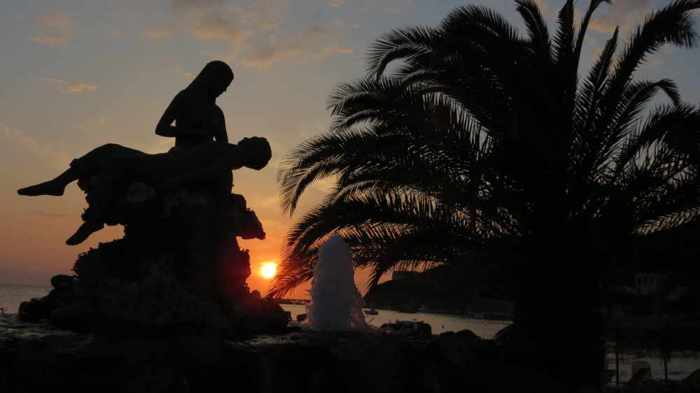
[259,261,277,280]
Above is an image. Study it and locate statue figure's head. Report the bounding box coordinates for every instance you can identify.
[237,137,272,170]
[188,60,234,101]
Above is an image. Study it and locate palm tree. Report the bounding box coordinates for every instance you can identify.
[273,0,700,389]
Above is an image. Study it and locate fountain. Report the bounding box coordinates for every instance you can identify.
[307,234,367,331]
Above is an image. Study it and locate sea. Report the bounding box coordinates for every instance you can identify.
[0,283,49,315]
[2,283,699,383]
[0,283,511,338]
[280,303,509,337]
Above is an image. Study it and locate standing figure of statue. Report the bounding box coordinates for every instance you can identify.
[155,60,235,195]
[156,60,232,149]
[153,60,254,297]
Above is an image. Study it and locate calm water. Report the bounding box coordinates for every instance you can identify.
[0,284,49,314]
[2,284,698,381]
[0,284,511,338]
[280,303,509,338]
[281,304,700,382]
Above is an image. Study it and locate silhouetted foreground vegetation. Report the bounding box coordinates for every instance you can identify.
[0,315,608,393]
[274,0,700,390]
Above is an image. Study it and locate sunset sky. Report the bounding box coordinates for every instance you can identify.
[2,0,700,297]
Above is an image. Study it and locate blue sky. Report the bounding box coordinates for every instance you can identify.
[1,0,699,294]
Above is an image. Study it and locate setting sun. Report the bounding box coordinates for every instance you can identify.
[259,261,278,280]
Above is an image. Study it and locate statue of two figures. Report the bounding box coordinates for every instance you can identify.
[16,61,289,336]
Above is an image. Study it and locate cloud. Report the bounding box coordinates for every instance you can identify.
[588,0,652,33]
[42,78,98,94]
[242,24,353,69]
[169,0,351,68]
[172,0,225,11]
[31,12,73,46]
[0,123,70,169]
[64,82,98,94]
[533,0,551,16]
[191,12,246,43]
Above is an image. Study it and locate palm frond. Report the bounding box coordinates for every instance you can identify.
[367,26,441,77]
[574,0,611,64]
[603,0,700,117]
[553,0,576,72]
[516,0,552,61]
[274,0,700,300]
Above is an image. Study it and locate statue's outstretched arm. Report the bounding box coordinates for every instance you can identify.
[155,92,181,138]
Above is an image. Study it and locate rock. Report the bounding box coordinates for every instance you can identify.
[429,331,479,367]
[2,314,576,393]
[17,183,289,337]
[0,316,560,393]
[17,297,52,322]
[684,368,700,391]
[50,274,75,290]
[628,360,652,386]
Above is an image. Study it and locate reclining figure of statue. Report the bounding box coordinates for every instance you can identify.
[17,137,271,245]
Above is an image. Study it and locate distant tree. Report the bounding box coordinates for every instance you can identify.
[272,0,700,389]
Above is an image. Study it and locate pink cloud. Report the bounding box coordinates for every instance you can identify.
[42,78,98,94]
[169,0,351,69]
[242,24,353,69]
[191,12,246,43]
[588,0,652,33]
[31,12,73,46]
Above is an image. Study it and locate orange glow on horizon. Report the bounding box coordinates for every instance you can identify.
[259,261,278,280]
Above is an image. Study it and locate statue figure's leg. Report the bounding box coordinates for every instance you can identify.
[66,173,121,245]
[17,144,140,197]
[17,166,79,196]
[19,143,146,245]
[66,221,105,245]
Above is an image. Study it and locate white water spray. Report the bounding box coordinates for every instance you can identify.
[307,234,367,331]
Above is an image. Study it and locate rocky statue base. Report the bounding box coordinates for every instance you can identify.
[17,180,289,337]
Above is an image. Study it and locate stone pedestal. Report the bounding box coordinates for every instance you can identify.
[18,183,289,337]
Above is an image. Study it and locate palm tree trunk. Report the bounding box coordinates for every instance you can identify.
[512,235,606,391]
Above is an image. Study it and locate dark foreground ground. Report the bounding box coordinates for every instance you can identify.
[2,315,700,393]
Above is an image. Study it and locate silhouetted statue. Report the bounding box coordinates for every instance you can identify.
[18,137,270,245]
[15,60,289,336]
[156,60,233,149]
[156,60,235,195]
